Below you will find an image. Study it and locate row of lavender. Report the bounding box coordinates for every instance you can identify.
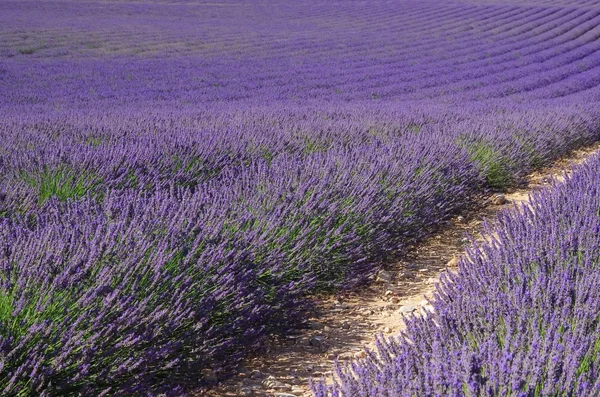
[4,1,600,105]
[1,102,599,395]
[2,100,598,209]
[2,0,600,394]
[313,149,600,397]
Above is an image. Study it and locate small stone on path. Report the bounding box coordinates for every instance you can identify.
[309,321,324,330]
[376,270,393,283]
[491,193,507,205]
[250,370,264,379]
[310,336,325,348]
[399,305,416,314]
[446,256,459,267]
[239,387,253,396]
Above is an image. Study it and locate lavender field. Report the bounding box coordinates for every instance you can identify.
[1,0,600,395]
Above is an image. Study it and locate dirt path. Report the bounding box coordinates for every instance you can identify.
[202,142,600,397]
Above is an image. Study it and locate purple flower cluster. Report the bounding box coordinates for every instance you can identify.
[313,153,600,396]
[1,0,600,394]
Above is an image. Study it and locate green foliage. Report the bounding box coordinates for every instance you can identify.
[18,47,37,55]
[256,145,274,164]
[21,167,103,205]
[116,168,139,190]
[171,155,223,187]
[407,123,422,134]
[465,141,512,189]
[85,135,104,147]
[576,334,600,377]
[0,289,14,331]
[303,136,329,154]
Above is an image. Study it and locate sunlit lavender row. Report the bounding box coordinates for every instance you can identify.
[313,151,600,396]
[2,0,600,395]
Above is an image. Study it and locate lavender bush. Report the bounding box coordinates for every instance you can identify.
[2,0,600,394]
[313,153,600,396]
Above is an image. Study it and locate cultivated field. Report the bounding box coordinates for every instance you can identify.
[1,0,600,395]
